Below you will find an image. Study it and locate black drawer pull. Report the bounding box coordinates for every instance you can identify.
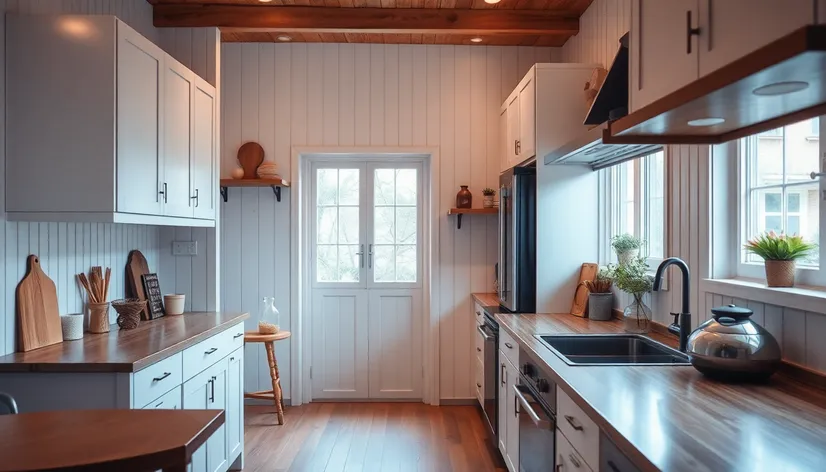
[504,342,513,349]
[565,415,584,431]
[205,347,218,355]
[476,383,482,388]
[607,460,621,472]
[476,347,482,352]
[155,401,164,408]
[152,372,171,382]
[233,333,244,339]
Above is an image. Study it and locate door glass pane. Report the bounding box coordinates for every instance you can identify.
[373,168,418,283]
[316,168,360,283]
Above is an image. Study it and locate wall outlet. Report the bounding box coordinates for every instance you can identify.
[172,241,198,256]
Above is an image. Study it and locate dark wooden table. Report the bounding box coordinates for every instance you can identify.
[0,409,224,472]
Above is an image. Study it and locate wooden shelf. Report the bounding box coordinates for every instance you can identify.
[447,207,498,229]
[605,25,826,145]
[220,178,290,203]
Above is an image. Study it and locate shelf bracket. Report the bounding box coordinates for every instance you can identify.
[457,213,463,230]
[220,186,228,203]
[271,185,282,202]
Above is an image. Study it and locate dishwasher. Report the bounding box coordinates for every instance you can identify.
[515,348,556,472]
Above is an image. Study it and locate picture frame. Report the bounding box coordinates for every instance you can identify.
[141,273,165,320]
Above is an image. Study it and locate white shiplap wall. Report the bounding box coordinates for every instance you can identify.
[567,0,825,374]
[220,43,560,400]
[0,0,220,356]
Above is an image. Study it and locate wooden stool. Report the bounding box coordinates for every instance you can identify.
[244,331,291,425]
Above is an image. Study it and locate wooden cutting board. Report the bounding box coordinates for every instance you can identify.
[126,250,151,320]
[571,263,599,317]
[237,142,265,179]
[17,255,62,351]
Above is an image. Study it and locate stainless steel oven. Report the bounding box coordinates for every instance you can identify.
[516,348,556,472]
[477,312,499,439]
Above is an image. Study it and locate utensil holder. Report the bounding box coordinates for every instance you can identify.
[61,314,84,340]
[164,294,186,315]
[88,302,110,334]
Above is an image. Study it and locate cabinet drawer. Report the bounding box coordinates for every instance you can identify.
[475,356,484,405]
[475,325,485,362]
[499,328,518,368]
[474,303,485,326]
[557,428,593,472]
[182,322,244,380]
[557,387,599,471]
[133,352,182,409]
[142,385,182,410]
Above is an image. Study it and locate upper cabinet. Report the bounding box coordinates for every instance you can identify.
[630,0,817,112]
[500,64,598,172]
[6,15,217,227]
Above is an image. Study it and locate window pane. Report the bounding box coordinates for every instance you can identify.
[374,206,395,244]
[373,245,395,282]
[396,169,417,205]
[317,207,338,244]
[316,245,338,282]
[396,245,417,282]
[338,245,360,282]
[643,152,665,259]
[787,216,801,235]
[338,169,360,205]
[764,193,781,212]
[754,129,783,187]
[338,206,359,244]
[374,169,395,205]
[788,193,801,213]
[785,118,819,184]
[764,216,782,232]
[317,169,338,205]
[396,207,417,244]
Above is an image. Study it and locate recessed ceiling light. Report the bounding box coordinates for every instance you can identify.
[484,0,501,3]
[687,117,726,127]
[470,37,483,43]
[753,81,809,96]
[276,35,292,42]
[259,0,273,2]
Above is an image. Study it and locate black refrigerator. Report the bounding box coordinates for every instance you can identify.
[498,166,536,313]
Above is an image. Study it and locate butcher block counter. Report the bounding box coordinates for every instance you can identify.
[496,312,826,472]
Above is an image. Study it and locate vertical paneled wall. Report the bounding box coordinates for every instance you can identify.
[0,0,219,355]
[220,43,560,400]
[566,0,825,374]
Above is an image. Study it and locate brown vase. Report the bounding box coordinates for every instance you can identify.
[456,186,472,208]
[765,260,795,287]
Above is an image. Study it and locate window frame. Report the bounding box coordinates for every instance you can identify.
[736,118,826,286]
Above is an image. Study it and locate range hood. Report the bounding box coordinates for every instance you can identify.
[605,25,826,145]
[545,33,661,169]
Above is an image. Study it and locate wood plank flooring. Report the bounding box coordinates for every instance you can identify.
[243,403,506,471]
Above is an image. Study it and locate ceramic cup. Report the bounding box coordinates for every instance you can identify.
[61,313,84,340]
[164,294,186,315]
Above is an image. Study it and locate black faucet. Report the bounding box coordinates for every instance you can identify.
[653,257,691,352]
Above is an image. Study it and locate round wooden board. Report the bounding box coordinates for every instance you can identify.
[244,330,291,343]
[237,142,265,179]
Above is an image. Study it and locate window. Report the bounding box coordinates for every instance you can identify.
[604,151,666,267]
[739,117,823,282]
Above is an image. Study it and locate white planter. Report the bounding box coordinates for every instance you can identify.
[483,195,495,208]
[617,249,639,266]
[61,314,84,340]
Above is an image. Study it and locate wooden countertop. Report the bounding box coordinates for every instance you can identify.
[0,312,249,374]
[471,292,499,307]
[495,312,826,472]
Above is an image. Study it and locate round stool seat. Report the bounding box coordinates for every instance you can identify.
[243,330,291,343]
[243,330,291,425]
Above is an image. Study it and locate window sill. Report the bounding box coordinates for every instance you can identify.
[701,278,826,314]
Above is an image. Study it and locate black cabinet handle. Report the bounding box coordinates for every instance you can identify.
[230,356,235,362]
[476,383,482,388]
[686,10,701,54]
[501,363,506,386]
[155,401,164,408]
[565,414,584,431]
[152,372,171,382]
[205,347,218,355]
[607,460,621,472]
[233,333,244,339]
[476,347,481,352]
[505,342,513,349]
[208,377,215,402]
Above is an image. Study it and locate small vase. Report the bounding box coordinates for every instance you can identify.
[588,293,613,321]
[623,294,651,334]
[456,186,472,209]
[259,297,281,334]
[765,260,796,287]
[617,249,639,266]
[483,195,494,208]
[88,302,110,334]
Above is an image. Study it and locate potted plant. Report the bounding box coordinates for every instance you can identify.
[613,258,654,333]
[611,233,644,266]
[744,231,817,287]
[584,266,614,321]
[482,187,496,208]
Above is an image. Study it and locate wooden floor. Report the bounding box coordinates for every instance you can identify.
[243,403,506,472]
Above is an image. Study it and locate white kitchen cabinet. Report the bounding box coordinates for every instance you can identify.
[630,0,816,112]
[184,358,229,472]
[506,94,521,168]
[500,108,509,172]
[497,349,520,472]
[5,15,216,227]
[497,354,508,460]
[226,349,244,464]
[183,372,210,472]
[517,76,536,160]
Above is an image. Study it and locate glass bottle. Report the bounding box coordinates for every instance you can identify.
[258,297,280,334]
[623,293,652,334]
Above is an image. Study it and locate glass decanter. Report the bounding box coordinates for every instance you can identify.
[258,297,280,334]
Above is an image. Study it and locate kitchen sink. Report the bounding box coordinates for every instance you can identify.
[535,334,691,366]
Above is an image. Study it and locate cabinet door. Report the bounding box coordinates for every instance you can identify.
[192,77,216,220]
[183,376,209,472]
[698,0,814,76]
[226,349,244,463]
[162,58,195,218]
[630,0,699,112]
[116,24,164,216]
[497,354,508,460]
[518,75,536,161]
[506,95,520,168]
[500,107,509,173]
[505,358,519,472]
[208,363,228,472]
[475,356,484,408]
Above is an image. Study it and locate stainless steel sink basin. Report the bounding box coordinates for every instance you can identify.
[535,334,691,366]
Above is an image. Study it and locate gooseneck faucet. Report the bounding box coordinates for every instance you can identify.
[653,257,691,352]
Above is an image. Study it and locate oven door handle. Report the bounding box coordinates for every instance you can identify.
[514,385,553,429]
[477,325,495,342]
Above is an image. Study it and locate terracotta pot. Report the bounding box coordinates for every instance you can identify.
[456,186,472,209]
[765,260,796,287]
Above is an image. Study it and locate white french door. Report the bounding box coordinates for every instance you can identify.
[310,159,423,400]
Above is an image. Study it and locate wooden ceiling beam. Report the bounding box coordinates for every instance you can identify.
[152,4,580,36]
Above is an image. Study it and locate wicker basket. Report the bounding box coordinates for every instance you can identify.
[765,260,796,287]
[112,299,146,330]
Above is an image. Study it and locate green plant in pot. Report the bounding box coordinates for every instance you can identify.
[613,257,654,333]
[744,231,817,287]
[584,266,614,321]
[482,187,496,208]
[611,233,644,266]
